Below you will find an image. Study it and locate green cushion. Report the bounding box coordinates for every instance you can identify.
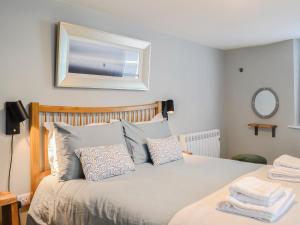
[232,154,267,164]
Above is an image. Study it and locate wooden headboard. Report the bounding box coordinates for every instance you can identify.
[29,101,162,195]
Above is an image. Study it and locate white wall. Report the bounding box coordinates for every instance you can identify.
[0,0,224,194]
[224,40,300,163]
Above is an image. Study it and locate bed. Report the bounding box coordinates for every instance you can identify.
[27,101,300,225]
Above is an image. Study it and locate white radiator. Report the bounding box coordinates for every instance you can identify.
[179,129,220,157]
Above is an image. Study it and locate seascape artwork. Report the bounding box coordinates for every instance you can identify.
[56,22,151,90]
[68,39,140,79]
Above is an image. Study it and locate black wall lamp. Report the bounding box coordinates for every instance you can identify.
[162,99,174,120]
[5,101,29,135]
[5,100,29,192]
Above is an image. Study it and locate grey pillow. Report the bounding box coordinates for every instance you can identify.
[54,121,127,181]
[121,119,171,164]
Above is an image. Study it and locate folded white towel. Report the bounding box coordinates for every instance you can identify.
[269,166,300,183]
[229,177,283,206]
[274,155,300,170]
[230,187,285,207]
[218,188,295,222]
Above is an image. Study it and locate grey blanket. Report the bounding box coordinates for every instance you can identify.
[27,155,261,225]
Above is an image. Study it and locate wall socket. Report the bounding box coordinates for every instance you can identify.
[17,193,31,207]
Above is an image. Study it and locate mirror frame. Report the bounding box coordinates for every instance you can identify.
[251,87,279,119]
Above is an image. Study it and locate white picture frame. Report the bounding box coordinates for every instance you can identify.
[56,22,151,90]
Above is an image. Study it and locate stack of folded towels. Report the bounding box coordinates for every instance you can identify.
[217,176,295,222]
[269,155,300,182]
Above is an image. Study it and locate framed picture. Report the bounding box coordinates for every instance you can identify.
[56,22,151,90]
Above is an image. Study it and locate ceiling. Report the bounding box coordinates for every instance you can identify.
[62,0,300,50]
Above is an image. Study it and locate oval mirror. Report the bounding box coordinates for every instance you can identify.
[252,88,279,119]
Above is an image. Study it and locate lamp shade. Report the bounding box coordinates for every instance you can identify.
[9,101,29,122]
[166,99,174,113]
[162,99,174,119]
[6,100,29,135]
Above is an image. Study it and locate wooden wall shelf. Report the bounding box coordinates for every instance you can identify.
[248,123,277,138]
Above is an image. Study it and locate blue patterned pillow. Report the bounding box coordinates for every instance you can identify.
[147,136,183,166]
[75,144,135,181]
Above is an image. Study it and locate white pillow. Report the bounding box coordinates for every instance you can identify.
[44,122,68,175]
[151,112,164,121]
[134,113,164,124]
[147,136,183,166]
[75,144,135,181]
[44,122,107,175]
